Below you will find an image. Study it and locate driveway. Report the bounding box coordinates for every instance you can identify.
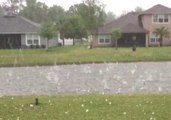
[0,62,171,95]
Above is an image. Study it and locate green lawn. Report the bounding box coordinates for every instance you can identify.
[1,46,171,119]
[0,94,170,120]
[1,45,171,67]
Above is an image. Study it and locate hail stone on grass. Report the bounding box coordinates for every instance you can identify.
[81,104,84,107]
[123,112,127,115]
[65,111,69,114]
[86,109,89,113]
[150,117,156,120]
[17,117,20,120]
[30,104,34,107]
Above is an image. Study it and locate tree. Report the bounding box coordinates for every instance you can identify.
[105,11,116,23]
[20,0,38,22]
[34,2,49,22]
[154,26,170,47]
[1,0,24,15]
[59,15,87,45]
[82,0,106,34]
[111,28,122,49]
[20,0,66,23]
[20,0,49,23]
[47,5,65,22]
[40,22,57,49]
[68,0,106,48]
[0,5,3,14]
[119,10,130,17]
[69,0,106,34]
[134,6,143,13]
[67,3,84,15]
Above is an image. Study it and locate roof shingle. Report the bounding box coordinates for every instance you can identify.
[141,4,171,14]
[98,12,148,34]
[0,15,40,34]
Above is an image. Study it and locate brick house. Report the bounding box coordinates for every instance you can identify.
[93,4,171,47]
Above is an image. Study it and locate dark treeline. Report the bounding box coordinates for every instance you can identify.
[0,0,116,41]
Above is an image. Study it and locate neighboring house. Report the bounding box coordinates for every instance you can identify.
[141,4,171,46]
[93,4,171,47]
[0,14,58,49]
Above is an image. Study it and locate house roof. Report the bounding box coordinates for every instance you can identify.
[121,23,148,33]
[98,12,148,34]
[141,4,171,14]
[0,15,40,34]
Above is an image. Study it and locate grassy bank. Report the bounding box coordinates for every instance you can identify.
[0,94,170,120]
[1,46,171,67]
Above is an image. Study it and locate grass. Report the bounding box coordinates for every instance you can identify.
[1,45,171,67]
[0,94,170,120]
[1,46,171,119]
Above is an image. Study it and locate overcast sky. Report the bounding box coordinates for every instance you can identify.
[38,0,171,16]
[1,0,171,16]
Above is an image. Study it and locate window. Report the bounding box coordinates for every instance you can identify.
[153,15,158,22]
[33,35,39,45]
[164,14,169,22]
[27,35,32,44]
[150,33,159,43]
[27,40,33,44]
[99,39,104,43]
[105,39,110,43]
[26,34,40,46]
[153,14,170,23]
[98,35,111,44]
[34,40,39,45]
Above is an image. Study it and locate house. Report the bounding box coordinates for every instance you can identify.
[93,4,171,47]
[0,14,58,49]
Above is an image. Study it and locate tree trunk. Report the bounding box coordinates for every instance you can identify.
[132,39,137,52]
[132,44,136,52]
[88,35,93,49]
[159,36,163,47]
[115,39,118,50]
[46,39,49,50]
[73,38,75,46]
[62,39,65,46]
[90,42,93,49]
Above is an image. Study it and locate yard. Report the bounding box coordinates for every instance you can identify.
[1,46,171,67]
[1,46,171,120]
[0,94,171,120]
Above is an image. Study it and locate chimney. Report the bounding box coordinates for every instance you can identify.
[3,8,16,17]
